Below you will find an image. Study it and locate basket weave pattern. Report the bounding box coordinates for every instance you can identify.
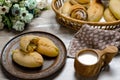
[52,0,120,31]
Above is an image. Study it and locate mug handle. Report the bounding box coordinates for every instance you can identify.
[97,46,118,66]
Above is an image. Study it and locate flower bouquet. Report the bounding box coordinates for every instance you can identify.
[0,0,48,31]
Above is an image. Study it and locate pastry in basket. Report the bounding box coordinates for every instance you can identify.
[36,37,59,57]
[104,8,117,22]
[87,0,104,22]
[69,4,88,21]
[59,0,72,16]
[70,0,90,9]
[12,49,44,68]
[20,35,40,53]
[75,0,90,4]
[70,0,78,5]
[109,0,120,20]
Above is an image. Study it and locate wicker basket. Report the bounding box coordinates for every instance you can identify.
[52,0,120,31]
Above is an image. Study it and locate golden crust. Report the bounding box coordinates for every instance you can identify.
[12,49,44,68]
[36,37,59,57]
[70,0,79,5]
[59,1,72,16]
[20,35,40,52]
[75,0,90,4]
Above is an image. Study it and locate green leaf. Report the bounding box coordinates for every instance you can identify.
[3,15,12,29]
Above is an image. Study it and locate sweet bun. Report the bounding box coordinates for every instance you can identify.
[69,4,88,21]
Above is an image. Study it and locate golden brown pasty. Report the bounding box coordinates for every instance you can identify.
[20,35,40,53]
[36,37,59,57]
[12,49,44,68]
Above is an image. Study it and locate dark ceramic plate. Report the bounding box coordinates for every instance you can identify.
[1,31,67,80]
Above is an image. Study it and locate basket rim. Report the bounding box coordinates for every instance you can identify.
[51,0,120,26]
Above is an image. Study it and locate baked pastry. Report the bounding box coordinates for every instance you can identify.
[70,0,90,9]
[70,0,79,5]
[103,8,117,22]
[59,0,72,16]
[20,35,59,57]
[36,37,59,57]
[20,35,40,52]
[12,35,60,68]
[12,49,44,68]
[75,0,90,4]
[87,0,104,22]
[69,4,88,21]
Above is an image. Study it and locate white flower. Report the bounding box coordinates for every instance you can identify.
[0,22,4,29]
[20,7,29,18]
[11,4,20,16]
[37,0,47,9]
[25,0,37,9]
[20,8,33,23]
[0,15,2,22]
[12,21,25,31]
[20,7,28,14]
[21,13,33,23]
[0,6,9,14]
